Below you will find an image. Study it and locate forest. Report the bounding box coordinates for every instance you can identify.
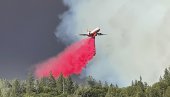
[0,67,170,97]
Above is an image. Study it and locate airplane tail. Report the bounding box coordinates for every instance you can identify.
[97,33,106,35]
[79,34,88,36]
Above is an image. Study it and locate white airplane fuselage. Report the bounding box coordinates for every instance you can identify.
[80,27,105,38]
[88,27,100,38]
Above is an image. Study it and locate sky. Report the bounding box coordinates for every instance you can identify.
[0,0,67,79]
[1,0,170,87]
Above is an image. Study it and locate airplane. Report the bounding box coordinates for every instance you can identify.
[79,27,106,38]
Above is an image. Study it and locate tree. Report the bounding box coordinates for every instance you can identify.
[20,81,26,94]
[38,77,50,93]
[0,89,2,97]
[126,86,137,96]
[74,82,79,91]
[56,73,65,94]
[135,87,145,97]
[149,87,161,97]
[163,68,170,85]
[11,79,21,97]
[119,88,128,97]
[96,80,102,89]
[34,79,40,94]
[132,80,134,86]
[48,72,56,89]
[159,76,163,82]
[26,73,34,95]
[103,81,109,92]
[1,88,12,97]
[105,84,114,97]
[86,76,96,88]
[149,80,168,97]
[78,88,105,97]
[65,76,74,94]
[1,79,12,97]
[104,81,109,88]
[140,76,142,82]
[165,86,170,97]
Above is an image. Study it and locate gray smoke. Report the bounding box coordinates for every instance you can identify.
[55,0,170,86]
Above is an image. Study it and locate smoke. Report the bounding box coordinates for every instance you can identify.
[56,0,170,86]
[35,37,95,78]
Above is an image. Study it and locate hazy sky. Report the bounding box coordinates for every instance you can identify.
[2,0,170,87]
[57,0,170,86]
[0,0,67,79]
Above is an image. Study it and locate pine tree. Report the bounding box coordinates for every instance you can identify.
[96,80,102,88]
[159,76,163,82]
[20,81,26,94]
[163,68,170,85]
[0,89,2,97]
[103,81,109,93]
[1,80,12,97]
[86,76,96,87]
[48,72,56,89]
[131,80,134,86]
[38,77,49,93]
[105,84,114,97]
[56,73,65,94]
[11,79,21,97]
[140,75,142,82]
[65,76,74,94]
[74,82,79,91]
[149,87,161,97]
[34,79,40,94]
[104,81,109,88]
[3,79,12,88]
[165,86,170,97]
[26,73,34,95]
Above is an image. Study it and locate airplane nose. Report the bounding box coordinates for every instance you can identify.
[98,29,100,32]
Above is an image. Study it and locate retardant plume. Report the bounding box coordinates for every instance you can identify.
[35,37,95,78]
[56,0,170,86]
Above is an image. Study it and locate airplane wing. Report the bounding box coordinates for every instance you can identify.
[79,34,88,36]
[98,33,106,35]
